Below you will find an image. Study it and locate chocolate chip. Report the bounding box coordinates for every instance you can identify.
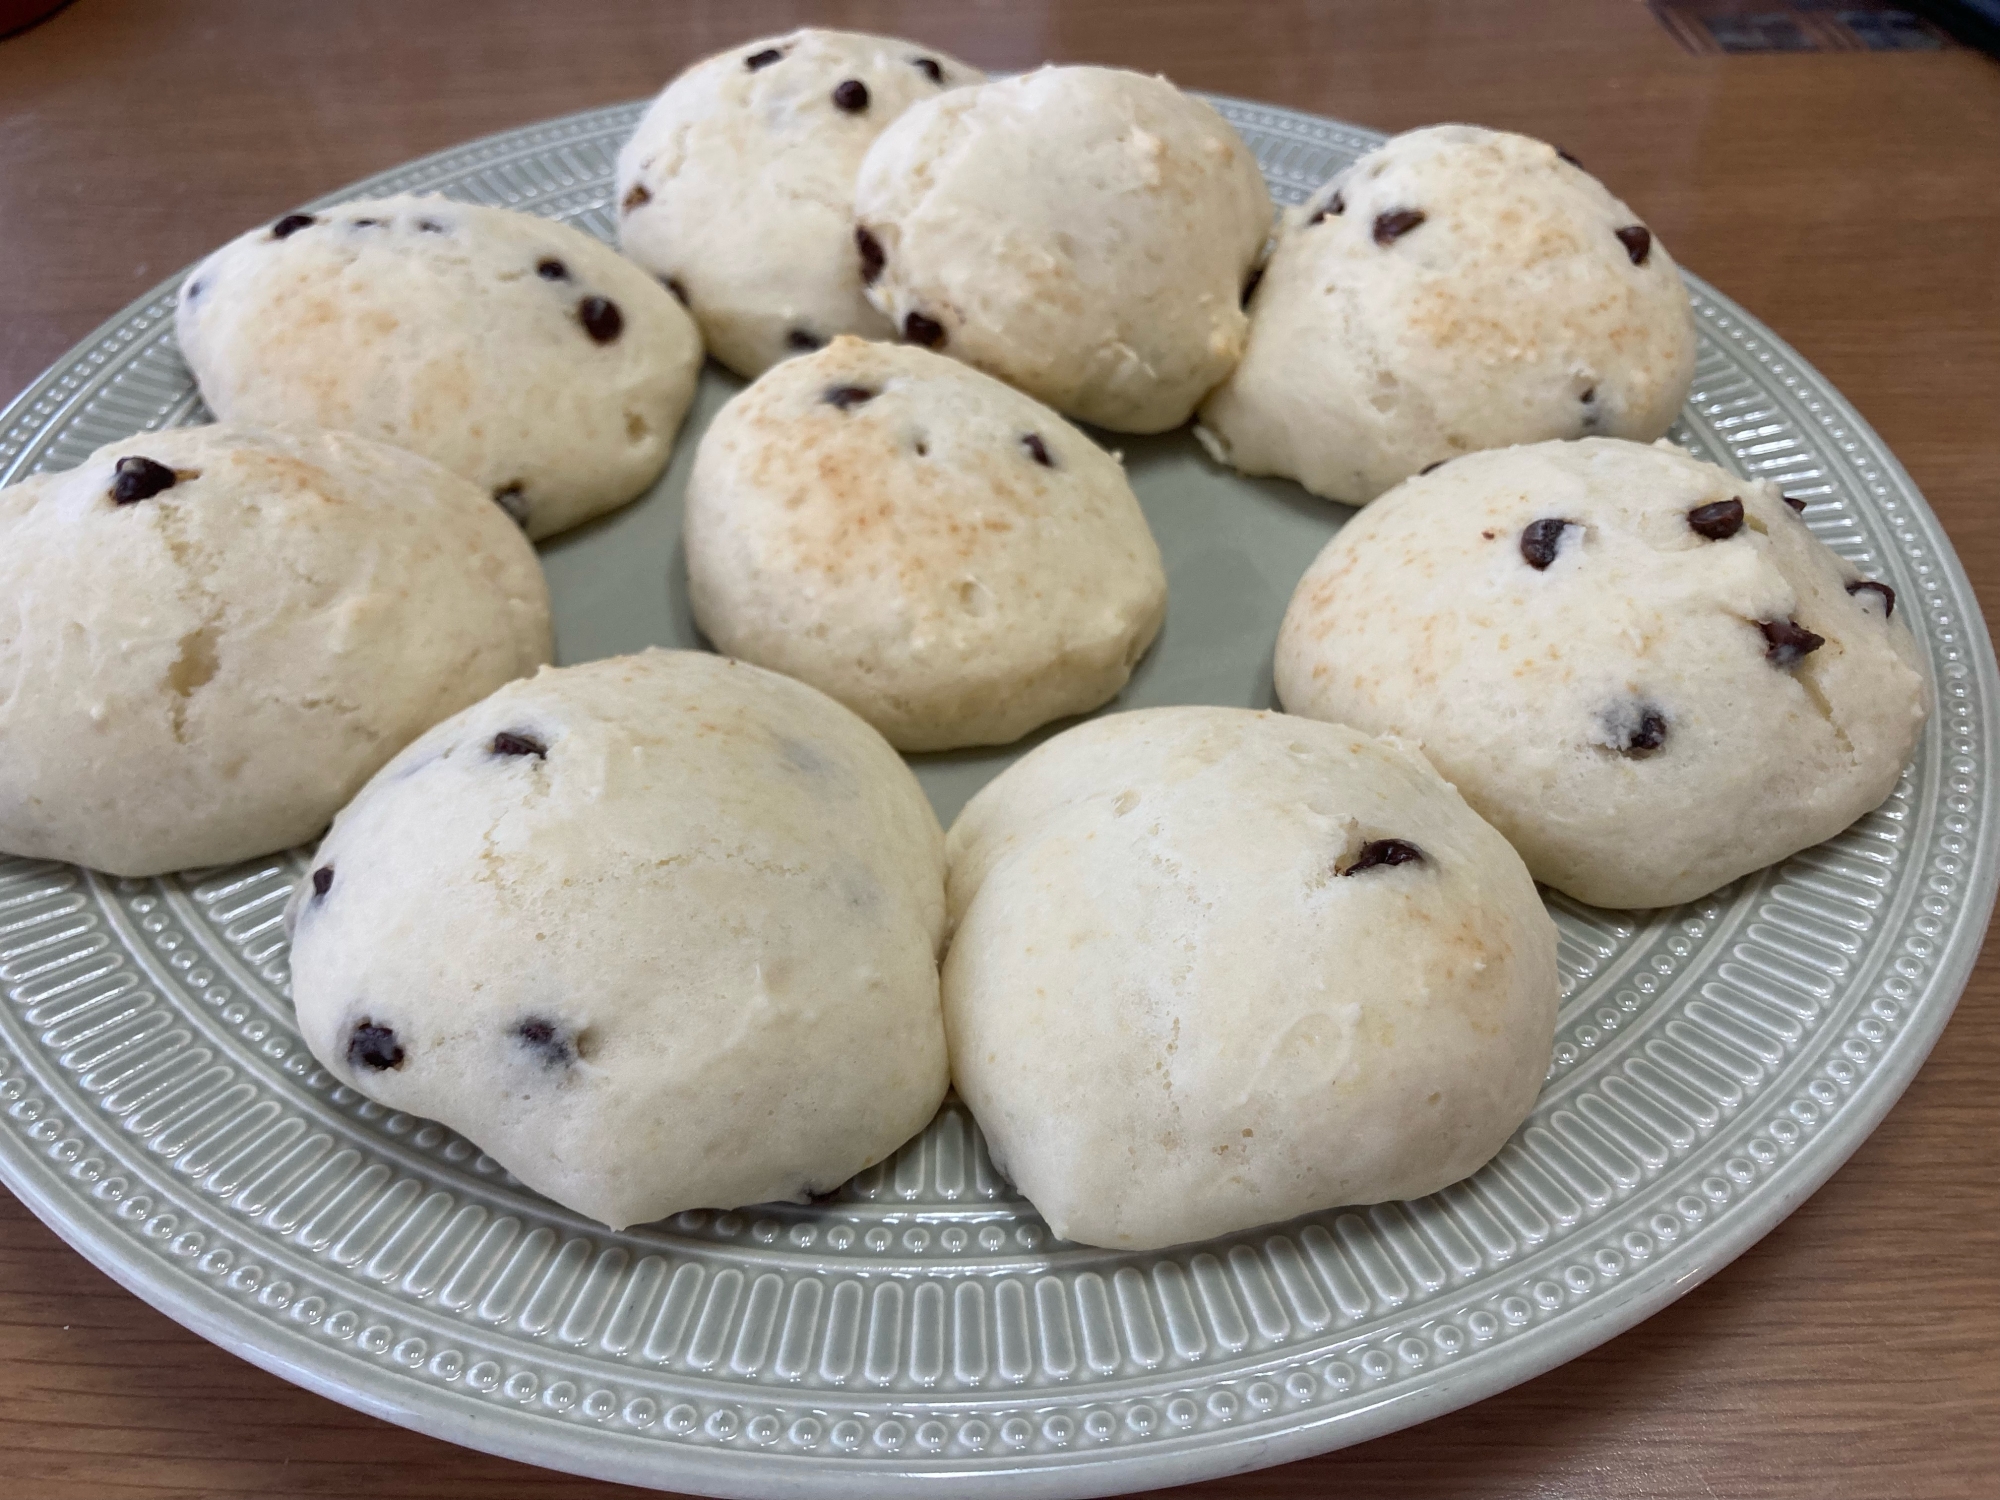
[786,328,823,351]
[536,257,569,281]
[416,217,446,234]
[1617,705,1669,755]
[110,456,177,505]
[1847,579,1896,617]
[904,311,946,347]
[1579,386,1596,405]
[1342,839,1425,875]
[183,280,203,303]
[832,79,870,112]
[856,226,885,285]
[621,183,651,213]
[823,385,875,410]
[1240,264,1264,307]
[1419,459,1447,476]
[1687,497,1744,541]
[512,1016,574,1068]
[745,47,782,70]
[913,56,945,84]
[1520,517,1574,570]
[492,483,530,528]
[270,213,317,239]
[663,276,689,306]
[1022,433,1053,467]
[1616,225,1652,266]
[1760,618,1825,667]
[311,865,334,898]
[1309,189,1346,225]
[1374,208,1426,245]
[578,295,623,343]
[491,730,547,758]
[1782,493,1809,515]
[1557,147,1583,168]
[347,1022,404,1072]
[351,216,382,228]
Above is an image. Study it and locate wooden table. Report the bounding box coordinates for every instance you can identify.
[2,1,1995,1495]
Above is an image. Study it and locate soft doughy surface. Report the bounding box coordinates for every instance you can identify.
[1198,125,1698,505]
[0,424,551,877]
[944,707,1557,1251]
[616,29,983,379]
[1276,439,1930,909]
[176,194,702,539]
[686,338,1167,751]
[287,650,949,1231]
[854,66,1273,433]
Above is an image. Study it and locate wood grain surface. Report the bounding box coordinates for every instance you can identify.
[1,2,1996,1496]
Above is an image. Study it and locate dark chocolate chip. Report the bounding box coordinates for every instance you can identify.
[823,385,876,410]
[786,327,824,351]
[491,730,547,758]
[1022,433,1053,467]
[745,47,782,70]
[512,1016,574,1068]
[903,311,945,347]
[1782,493,1809,515]
[1687,497,1745,541]
[416,217,446,233]
[1419,459,1447,476]
[1520,517,1575,570]
[347,1022,404,1072]
[832,79,870,112]
[1342,839,1426,875]
[1616,225,1652,265]
[1374,208,1426,245]
[1760,618,1825,667]
[856,226,885,285]
[270,213,317,239]
[536,257,569,281]
[621,183,651,213]
[351,216,383,228]
[1847,579,1896,617]
[578,295,623,343]
[110,456,177,505]
[311,865,334,898]
[1620,706,1669,755]
[913,56,945,84]
[1309,189,1346,225]
[1240,264,1264,307]
[1557,146,1583,167]
[663,276,689,306]
[493,483,531,528]
[1579,385,1596,405]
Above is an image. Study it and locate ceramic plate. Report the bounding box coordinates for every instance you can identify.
[0,97,1992,1499]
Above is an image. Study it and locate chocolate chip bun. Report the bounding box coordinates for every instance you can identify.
[0,424,551,877]
[943,706,1558,1250]
[684,337,1167,751]
[286,650,949,1231]
[615,29,983,379]
[1276,439,1929,909]
[853,65,1273,433]
[175,195,702,539]
[1198,125,1698,505]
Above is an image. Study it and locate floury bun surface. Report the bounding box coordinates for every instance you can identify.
[286,650,950,1232]
[615,29,983,379]
[1199,125,1698,505]
[853,66,1273,433]
[943,707,1558,1251]
[1276,439,1930,909]
[0,424,551,877]
[176,194,702,539]
[685,338,1167,751]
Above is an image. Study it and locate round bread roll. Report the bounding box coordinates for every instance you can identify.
[615,29,984,379]
[1198,125,1698,505]
[944,706,1558,1251]
[853,66,1273,433]
[1276,439,1930,909]
[0,424,551,877]
[685,337,1167,751]
[286,649,949,1231]
[175,194,702,539]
